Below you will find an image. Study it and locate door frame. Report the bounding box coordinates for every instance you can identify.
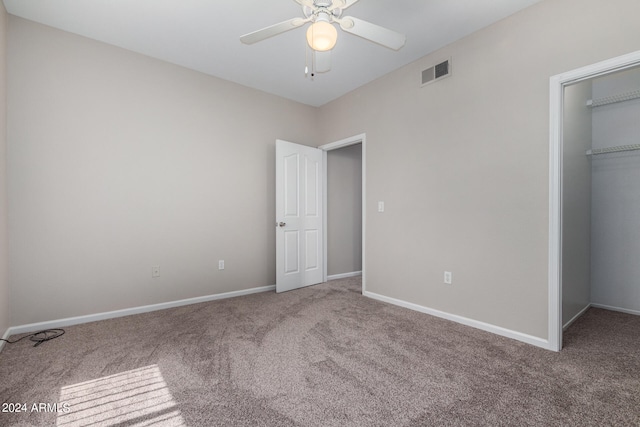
[548,50,640,352]
[319,133,366,293]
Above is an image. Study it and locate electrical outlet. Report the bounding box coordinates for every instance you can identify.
[444,271,452,285]
[218,260,225,270]
[152,265,160,278]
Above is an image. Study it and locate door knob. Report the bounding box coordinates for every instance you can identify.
[278,222,286,227]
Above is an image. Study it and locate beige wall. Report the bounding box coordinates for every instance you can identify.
[562,80,592,326]
[0,3,8,337]
[318,0,640,339]
[327,144,362,276]
[7,17,317,325]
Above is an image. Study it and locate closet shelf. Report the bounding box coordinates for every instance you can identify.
[586,144,640,156]
[586,88,640,107]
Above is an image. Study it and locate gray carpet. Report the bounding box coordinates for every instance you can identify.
[0,277,638,426]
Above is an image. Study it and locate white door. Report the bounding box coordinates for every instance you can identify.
[276,140,324,292]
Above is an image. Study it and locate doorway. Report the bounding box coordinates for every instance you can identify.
[549,50,640,351]
[320,134,366,293]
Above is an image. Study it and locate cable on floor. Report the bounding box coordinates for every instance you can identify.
[0,329,65,347]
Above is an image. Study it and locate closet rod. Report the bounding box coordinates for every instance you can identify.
[586,88,640,108]
[586,144,640,156]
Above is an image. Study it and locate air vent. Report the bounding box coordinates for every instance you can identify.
[421,58,451,86]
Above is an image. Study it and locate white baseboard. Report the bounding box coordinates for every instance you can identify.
[0,327,10,353]
[563,303,591,331]
[591,303,640,316]
[327,271,362,281]
[7,285,275,336]
[363,291,551,350]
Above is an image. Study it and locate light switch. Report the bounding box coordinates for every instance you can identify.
[444,271,452,285]
[378,201,385,212]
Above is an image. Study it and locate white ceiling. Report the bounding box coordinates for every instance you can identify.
[3,0,543,107]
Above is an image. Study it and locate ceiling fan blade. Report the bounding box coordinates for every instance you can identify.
[314,50,331,73]
[338,16,406,50]
[330,0,360,11]
[240,17,309,45]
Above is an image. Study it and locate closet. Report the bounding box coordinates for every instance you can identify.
[562,66,640,329]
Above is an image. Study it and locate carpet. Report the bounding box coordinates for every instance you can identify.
[0,277,638,426]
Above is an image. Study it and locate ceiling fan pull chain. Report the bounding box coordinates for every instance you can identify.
[311,42,315,80]
[304,39,309,77]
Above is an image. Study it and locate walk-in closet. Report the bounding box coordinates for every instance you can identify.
[562,65,640,329]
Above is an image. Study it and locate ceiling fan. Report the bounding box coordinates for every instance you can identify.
[240,0,406,73]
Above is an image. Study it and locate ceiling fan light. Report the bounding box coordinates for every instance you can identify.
[306,21,337,51]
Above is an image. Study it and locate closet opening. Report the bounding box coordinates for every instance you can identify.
[551,54,640,351]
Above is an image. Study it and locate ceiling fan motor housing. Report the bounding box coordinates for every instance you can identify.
[304,0,343,21]
[315,0,333,8]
